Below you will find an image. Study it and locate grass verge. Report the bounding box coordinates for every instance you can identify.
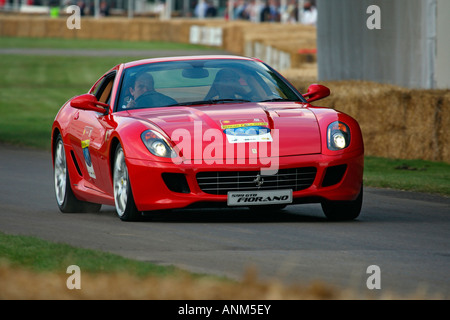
[0,231,179,277]
[1,232,436,300]
[364,157,450,196]
[0,36,212,50]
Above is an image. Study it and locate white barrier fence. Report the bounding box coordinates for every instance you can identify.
[189,25,223,47]
[189,25,291,71]
[245,41,291,71]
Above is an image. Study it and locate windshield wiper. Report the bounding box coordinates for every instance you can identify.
[166,99,251,107]
[259,98,299,103]
[209,99,251,104]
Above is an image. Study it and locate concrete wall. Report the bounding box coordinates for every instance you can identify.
[436,0,450,89]
[317,0,450,89]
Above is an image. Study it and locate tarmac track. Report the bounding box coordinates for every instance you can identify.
[0,144,449,297]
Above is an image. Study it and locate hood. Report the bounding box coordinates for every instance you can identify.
[128,102,321,161]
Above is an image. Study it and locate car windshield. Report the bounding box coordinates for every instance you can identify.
[116,59,304,111]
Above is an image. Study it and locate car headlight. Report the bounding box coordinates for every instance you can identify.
[327,121,350,150]
[141,130,176,158]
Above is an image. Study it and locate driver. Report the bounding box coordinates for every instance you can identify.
[125,71,176,109]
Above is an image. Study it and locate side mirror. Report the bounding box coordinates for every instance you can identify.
[71,94,109,113]
[303,84,330,103]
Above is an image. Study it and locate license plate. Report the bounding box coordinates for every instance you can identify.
[227,190,293,206]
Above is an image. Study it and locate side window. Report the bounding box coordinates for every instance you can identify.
[93,72,116,104]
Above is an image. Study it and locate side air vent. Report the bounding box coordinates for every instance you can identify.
[70,150,83,177]
[322,164,347,187]
[162,173,190,194]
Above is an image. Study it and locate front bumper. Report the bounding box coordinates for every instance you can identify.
[126,149,364,212]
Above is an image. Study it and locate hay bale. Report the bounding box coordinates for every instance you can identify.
[121,20,140,41]
[16,17,31,37]
[403,91,437,161]
[29,17,47,38]
[72,18,94,39]
[139,20,159,41]
[437,91,450,163]
[45,18,68,38]
[149,20,165,41]
[174,21,193,43]
[98,20,117,40]
[0,17,18,37]
[165,20,193,43]
[223,24,245,54]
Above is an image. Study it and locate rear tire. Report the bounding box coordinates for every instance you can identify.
[321,186,363,221]
[53,135,102,213]
[113,144,141,221]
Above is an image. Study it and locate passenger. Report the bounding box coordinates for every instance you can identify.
[205,69,249,100]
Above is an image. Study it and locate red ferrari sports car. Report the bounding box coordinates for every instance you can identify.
[52,55,364,221]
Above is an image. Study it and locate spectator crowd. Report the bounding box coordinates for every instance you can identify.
[225,0,317,24]
[1,0,317,25]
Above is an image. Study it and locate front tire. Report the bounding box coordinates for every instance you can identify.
[113,144,141,221]
[53,135,102,213]
[321,186,363,221]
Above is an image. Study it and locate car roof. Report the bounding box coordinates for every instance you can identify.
[122,55,259,69]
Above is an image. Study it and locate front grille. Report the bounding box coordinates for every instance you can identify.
[197,167,317,195]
